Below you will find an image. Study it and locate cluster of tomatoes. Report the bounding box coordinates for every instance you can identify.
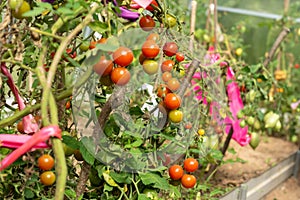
[38,154,56,186]
[168,158,199,189]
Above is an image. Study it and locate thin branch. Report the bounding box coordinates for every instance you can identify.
[263,27,290,68]
[189,0,197,51]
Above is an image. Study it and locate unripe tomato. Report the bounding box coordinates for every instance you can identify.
[38,154,55,171]
[168,165,184,180]
[93,56,113,76]
[181,174,196,188]
[79,41,90,51]
[12,0,30,19]
[142,60,158,75]
[167,78,180,91]
[164,93,181,110]
[197,128,205,136]
[40,171,56,186]
[63,143,75,157]
[163,42,178,57]
[113,47,133,67]
[162,71,172,82]
[9,0,23,10]
[110,67,131,86]
[235,48,243,56]
[164,14,177,28]
[168,109,183,123]
[139,15,155,31]
[161,60,175,72]
[246,116,255,126]
[142,40,160,58]
[183,158,199,172]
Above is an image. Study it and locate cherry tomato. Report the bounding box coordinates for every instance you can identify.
[183,158,199,172]
[9,0,23,10]
[89,38,107,49]
[181,174,196,189]
[175,52,185,62]
[40,171,56,186]
[65,48,77,59]
[111,67,131,86]
[17,120,25,134]
[294,63,300,69]
[79,41,90,51]
[157,84,170,98]
[167,78,180,91]
[169,165,184,180]
[139,53,146,65]
[142,40,160,58]
[168,109,183,123]
[63,143,75,157]
[184,122,192,129]
[146,0,158,11]
[146,32,160,42]
[38,154,55,171]
[164,14,177,28]
[139,15,155,31]
[142,60,158,75]
[161,60,175,72]
[164,93,181,110]
[162,71,172,82]
[93,56,113,76]
[163,42,178,57]
[65,101,71,109]
[197,128,205,136]
[113,47,134,67]
[12,0,30,19]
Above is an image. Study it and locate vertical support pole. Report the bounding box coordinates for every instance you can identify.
[293,150,300,178]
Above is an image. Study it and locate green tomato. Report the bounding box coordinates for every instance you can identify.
[246,116,255,126]
[164,14,177,28]
[239,119,246,128]
[249,132,260,150]
[253,120,261,130]
[237,110,244,119]
[143,189,159,200]
[12,1,30,19]
[143,60,158,75]
[9,0,23,10]
[79,41,90,52]
[63,143,75,157]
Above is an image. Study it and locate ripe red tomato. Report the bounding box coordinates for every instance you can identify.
[164,93,181,110]
[139,53,146,65]
[169,165,184,180]
[163,42,178,57]
[168,109,183,123]
[113,47,133,67]
[162,71,172,82]
[89,38,107,49]
[93,56,113,76]
[175,52,185,62]
[142,60,158,75]
[111,67,131,86]
[184,122,192,129]
[40,171,56,186]
[139,15,155,31]
[157,84,170,98]
[146,32,160,42]
[146,0,158,11]
[167,78,180,91]
[65,48,77,59]
[142,40,160,58]
[161,60,175,72]
[181,174,196,188]
[65,101,71,109]
[38,154,55,171]
[294,63,300,69]
[183,158,199,172]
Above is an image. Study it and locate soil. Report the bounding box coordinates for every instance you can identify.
[213,136,300,200]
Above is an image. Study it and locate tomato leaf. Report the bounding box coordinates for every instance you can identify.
[129,106,144,116]
[110,171,132,184]
[139,172,169,190]
[89,21,109,33]
[137,194,149,200]
[79,137,95,165]
[62,135,80,149]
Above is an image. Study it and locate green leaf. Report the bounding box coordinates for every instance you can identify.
[139,173,169,190]
[138,194,150,200]
[22,7,47,17]
[103,183,114,192]
[250,64,261,73]
[110,171,132,184]
[124,139,143,148]
[89,21,109,33]
[227,147,236,155]
[65,189,77,199]
[24,188,34,199]
[129,106,144,116]
[62,135,80,149]
[103,170,119,187]
[80,137,95,165]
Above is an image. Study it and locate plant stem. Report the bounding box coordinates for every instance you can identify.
[29,27,64,40]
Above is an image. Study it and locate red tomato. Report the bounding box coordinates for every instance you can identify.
[184,122,192,129]
[163,42,178,57]
[113,47,133,67]
[146,32,160,42]
[93,56,113,76]
[294,63,300,69]
[139,15,155,31]
[161,60,175,72]
[167,78,180,91]
[40,171,56,186]
[139,53,146,65]
[38,154,55,171]
[142,40,160,58]
[146,0,158,11]
[65,101,71,109]
[181,174,196,188]
[175,52,185,62]
[157,84,170,98]
[111,67,131,86]
[162,71,172,82]
[183,158,199,172]
[65,48,77,59]
[169,165,184,180]
[164,93,181,110]
[89,38,107,49]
